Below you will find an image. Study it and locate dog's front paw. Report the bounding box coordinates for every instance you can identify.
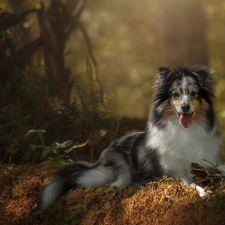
[190,183,212,198]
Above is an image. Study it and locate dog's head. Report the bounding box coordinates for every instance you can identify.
[152,65,215,129]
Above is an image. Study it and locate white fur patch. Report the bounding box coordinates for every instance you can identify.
[147,116,222,183]
[147,117,222,166]
[77,166,113,187]
[181,77,188,94]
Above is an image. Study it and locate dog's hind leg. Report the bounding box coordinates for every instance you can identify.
[98,151,132,188]
[109,164,131,188]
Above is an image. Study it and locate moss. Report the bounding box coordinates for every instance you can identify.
[65,204,85,225]
[205,189,225,211]
[0,164,225,225]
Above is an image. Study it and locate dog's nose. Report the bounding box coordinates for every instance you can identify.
[181,104,190,112]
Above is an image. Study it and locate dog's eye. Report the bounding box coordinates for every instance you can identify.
[172,92,180,98]
[190,91,198,97]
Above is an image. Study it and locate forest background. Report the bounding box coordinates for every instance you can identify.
[1,0,225,165]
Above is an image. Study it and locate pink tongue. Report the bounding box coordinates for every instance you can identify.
[179,114,192,128]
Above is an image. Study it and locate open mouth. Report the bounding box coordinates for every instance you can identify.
[178,113,193,128]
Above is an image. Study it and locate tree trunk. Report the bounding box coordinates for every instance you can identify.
[37,0,86,102]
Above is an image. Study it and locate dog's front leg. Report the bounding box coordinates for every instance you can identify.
[161,154,212,198]
[161,154,193,184]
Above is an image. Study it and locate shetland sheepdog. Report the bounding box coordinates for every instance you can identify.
[41,65,225,210]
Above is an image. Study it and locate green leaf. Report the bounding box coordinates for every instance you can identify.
[63,140,89,153]
[40,147,51,160]
[51,142,60,148]
[30,144,45,150]
[24,129,46,139]
[59,140,75,148]
[51,148,58,154]
[0,29,14,40]
[63,147,74,154]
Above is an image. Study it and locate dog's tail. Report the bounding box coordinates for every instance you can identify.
[41,161,112,210]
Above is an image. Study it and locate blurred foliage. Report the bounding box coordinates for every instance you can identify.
[0,0,225,164]
[24,129,89,162]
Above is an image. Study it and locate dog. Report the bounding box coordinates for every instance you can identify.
[41,65,225,210]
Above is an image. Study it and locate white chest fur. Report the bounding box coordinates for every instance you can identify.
[147,117,222,167]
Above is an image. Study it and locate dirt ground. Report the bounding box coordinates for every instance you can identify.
[0,163,225,225]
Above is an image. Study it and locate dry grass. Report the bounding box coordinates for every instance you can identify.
[0,164,225,225]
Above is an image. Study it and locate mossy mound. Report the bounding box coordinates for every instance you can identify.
[0,164,225,225]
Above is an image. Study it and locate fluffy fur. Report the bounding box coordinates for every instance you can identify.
[41,65,225,210]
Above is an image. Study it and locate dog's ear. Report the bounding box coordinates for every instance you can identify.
[157,67,171,83]
[191,66,213,87]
